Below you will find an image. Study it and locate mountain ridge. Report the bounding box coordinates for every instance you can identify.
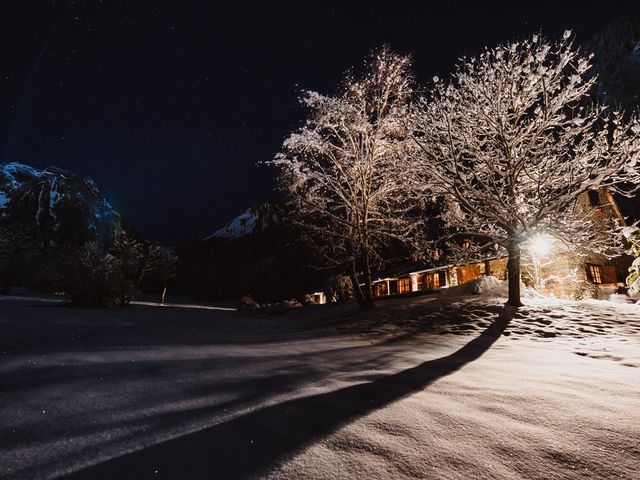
[205,202,282,241]
[0,162,120,246]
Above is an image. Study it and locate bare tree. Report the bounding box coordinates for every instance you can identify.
[272,47,420,309]
[148,247,178,305]
[410,32,640,306]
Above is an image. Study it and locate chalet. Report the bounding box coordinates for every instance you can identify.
[311,189,630,304]
[310,291,327,304]
[369,189,626,300]
[371,266,452,297]
[367,256,510,299]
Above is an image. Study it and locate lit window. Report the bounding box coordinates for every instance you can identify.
[588,264,603,284]
[374,283,388,296]
[398,278,411,294]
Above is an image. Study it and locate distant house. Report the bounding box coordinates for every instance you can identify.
[367,256,510,299]
[310,291,326,305]
[311,189,630,303]
[526,187,627,299]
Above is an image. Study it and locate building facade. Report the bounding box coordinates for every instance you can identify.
[311,189,628,304]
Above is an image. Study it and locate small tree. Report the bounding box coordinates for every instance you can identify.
[56,232,153,307]
[110,232,149,307]
[323,274,353,303]
[410,32,640,306]
[58,242,118,307]
[149,247,178,305]
[273,47,420,310]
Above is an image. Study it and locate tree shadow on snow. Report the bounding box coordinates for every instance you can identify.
[64,306,516,480]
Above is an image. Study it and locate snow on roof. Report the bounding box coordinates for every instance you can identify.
[400,265,453,276]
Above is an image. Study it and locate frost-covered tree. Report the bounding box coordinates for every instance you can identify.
[410,32,640,306]
[273,47,419,309]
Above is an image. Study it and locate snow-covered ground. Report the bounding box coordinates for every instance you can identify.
[1,290,638,479]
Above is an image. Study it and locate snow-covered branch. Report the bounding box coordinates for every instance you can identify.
[271,47,421,308]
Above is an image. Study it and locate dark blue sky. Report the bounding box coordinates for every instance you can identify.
[1,0,634,246]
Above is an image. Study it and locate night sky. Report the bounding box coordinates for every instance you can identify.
[1,0,635,246]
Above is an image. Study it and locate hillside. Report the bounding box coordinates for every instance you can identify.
[178,202,323,302]
[204,202,281,241]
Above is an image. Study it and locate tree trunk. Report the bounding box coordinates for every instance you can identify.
[360,250,375,310]
[349,258,374,311]
[506,240,523,307]
[348,270,366,307]
[161,283,168,305]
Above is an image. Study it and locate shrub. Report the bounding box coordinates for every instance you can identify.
[55,232,156,308]
[323,275,353,303]
[239,295,260,311]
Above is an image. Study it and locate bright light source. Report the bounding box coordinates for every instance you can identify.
[528,234,553,257]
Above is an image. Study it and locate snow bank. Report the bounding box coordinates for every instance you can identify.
[441,275,541,298]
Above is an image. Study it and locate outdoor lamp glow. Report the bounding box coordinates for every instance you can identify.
[529,234,553,257]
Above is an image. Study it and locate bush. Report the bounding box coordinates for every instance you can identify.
[58,242,119,307]
[54,232,160,308]
[0,220,38,293]
[323,274,353,303]
[239,295,260,311]
[260,299,302,314]
[283,298,303,309]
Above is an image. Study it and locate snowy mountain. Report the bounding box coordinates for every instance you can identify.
[179,200,323,301]
[205,202,281,240]
[0,162,120,245]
